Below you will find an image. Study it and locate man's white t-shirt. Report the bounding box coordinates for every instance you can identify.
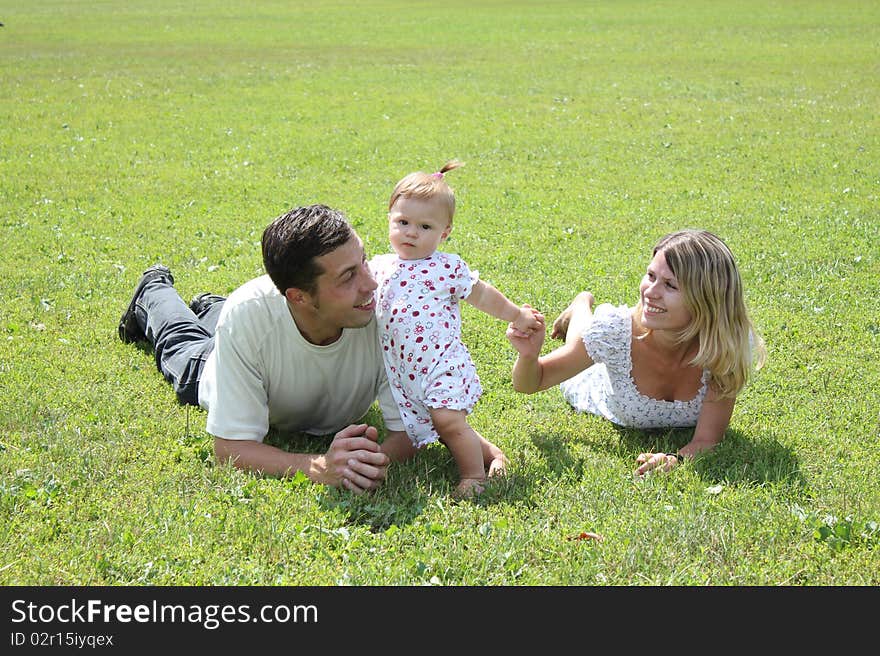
[198,275,404,441]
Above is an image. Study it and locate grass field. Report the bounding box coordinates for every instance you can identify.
[1,0,878,585]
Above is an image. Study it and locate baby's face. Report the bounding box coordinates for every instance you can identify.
[388,196,451,261]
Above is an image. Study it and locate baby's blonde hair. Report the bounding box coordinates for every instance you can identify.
[636,229,766,398]
[388,160,463,224]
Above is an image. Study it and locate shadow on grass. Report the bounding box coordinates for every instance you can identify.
[529,432,590,480]
[612,426,806,488]
[266,430,526,532]
[526,424,805,490]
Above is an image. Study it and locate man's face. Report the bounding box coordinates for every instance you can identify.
[306,234,378,333]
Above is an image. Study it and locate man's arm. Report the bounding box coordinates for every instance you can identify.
[214,424,390,493]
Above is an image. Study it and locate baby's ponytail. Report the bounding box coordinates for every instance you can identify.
[389,159,464,224]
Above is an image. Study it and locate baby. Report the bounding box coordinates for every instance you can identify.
[370,161,543,496]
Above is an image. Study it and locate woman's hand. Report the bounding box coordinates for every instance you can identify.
[551,307,573,340]
[634,451,682,477]
[506,320,546,359]
[551,291,594,340]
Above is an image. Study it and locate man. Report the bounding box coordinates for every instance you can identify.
[119,204,422,493]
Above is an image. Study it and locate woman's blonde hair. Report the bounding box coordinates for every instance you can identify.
[636,229,766,398]
[388,160,463,224]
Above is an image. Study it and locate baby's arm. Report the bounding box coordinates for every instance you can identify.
[465,280,544,334]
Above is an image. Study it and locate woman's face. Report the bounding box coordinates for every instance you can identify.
[639,250,693,332]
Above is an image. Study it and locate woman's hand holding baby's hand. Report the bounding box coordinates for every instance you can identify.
[506,319,545,360]
[511,304,545,337]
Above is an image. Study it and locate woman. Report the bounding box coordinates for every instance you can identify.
[507,229,766,475]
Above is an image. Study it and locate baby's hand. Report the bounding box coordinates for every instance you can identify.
[511,304,544,336]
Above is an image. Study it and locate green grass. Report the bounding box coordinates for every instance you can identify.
[1,0,878,585]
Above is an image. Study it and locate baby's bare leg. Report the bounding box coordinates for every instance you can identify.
[430,407,486,496]
[478,435,509,477]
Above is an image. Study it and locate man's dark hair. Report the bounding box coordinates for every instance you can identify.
[261,204,354,295]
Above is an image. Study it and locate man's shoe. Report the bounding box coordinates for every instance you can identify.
[189,292,226,316]
[118,265,173,343]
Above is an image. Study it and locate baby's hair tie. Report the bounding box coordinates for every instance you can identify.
[432,171,444,179]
